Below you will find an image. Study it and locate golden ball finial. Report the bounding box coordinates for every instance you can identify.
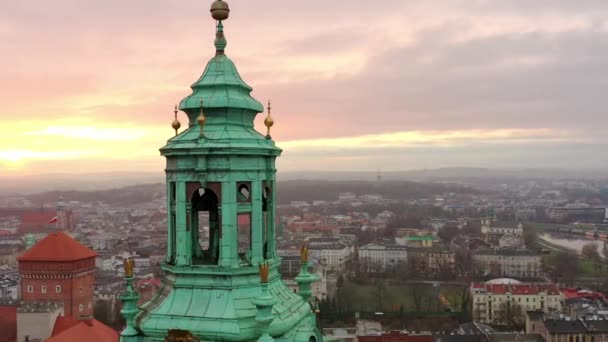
[172,105,181,136]
[210,0,230,21]
[264,100,274,139]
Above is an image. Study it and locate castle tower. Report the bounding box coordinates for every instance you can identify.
[123,1,321,341]
[18,231,96,318]
[56,196,74,231]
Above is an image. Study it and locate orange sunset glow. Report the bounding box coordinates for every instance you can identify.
[2,1,607,175]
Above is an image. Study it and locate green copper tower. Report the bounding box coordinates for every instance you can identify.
[121,1,322,341]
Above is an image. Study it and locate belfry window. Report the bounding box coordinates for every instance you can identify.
[237,182,251,203]
[262,185,271,259]
[191,187,220,264]
[238,213,252,264]
[168,182,177,264]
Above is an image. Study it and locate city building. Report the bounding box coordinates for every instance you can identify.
[18,198,74,235]
[472,248,542,279]
[471,281,562,326]
[18,231,96,318]
[46,316,119,342]
[546,206,606,223]
[526,315,608,342]
[359,242,407,273]
[481,220,523,246]
[407,246,455,277]
[407,236,435,248]
[117,1,322,341]
[16,302,64,342]
[307,237,354,272]
[0,302,17,342]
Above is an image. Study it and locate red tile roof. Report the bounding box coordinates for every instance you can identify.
[511,285,539,295]
[479,283,562,296]
[486,284,509,294]
[47,319,118,342]
[0,305,17,342]
[18,231,96,262]
[51,316,81,336]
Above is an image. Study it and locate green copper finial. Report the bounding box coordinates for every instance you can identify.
[295,246,320,302]
[254,263,277,342]
[120,258,140,338]
[214,22,227,54]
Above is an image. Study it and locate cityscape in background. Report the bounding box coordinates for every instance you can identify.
[2,176,608,341]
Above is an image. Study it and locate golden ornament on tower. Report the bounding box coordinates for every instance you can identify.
[171,104,181,136]
[264,100,275,139]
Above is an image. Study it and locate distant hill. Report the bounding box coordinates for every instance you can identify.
[275,180,480,204]
[0,167,604,195]
[14,180,479,207]
[279,168,607,182]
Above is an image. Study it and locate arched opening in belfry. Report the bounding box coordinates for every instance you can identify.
[262,185,270,259]
[168,182,177,265]
[191,188,219,264]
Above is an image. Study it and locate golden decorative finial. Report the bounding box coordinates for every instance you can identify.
[165,329,197,342]
[197,99,207,137]
[259,262,269,283]
[171,105,181,136]
[300,245,309,263]
[210,0,230,21]
[264,100,274,139]
[123,257,135,278]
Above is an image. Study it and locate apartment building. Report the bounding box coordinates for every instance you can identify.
[473,248,542,279]
[358,242,407,273]
[471,281,562,326]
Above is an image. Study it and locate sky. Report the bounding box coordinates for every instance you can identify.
[1,0,608,175]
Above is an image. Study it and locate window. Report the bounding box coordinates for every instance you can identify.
[190,186,220,264]
[56,285,62,293]
[79,304,84,312]
[237,213,252,260]
[27,285,33,293]
[41,286,47,294]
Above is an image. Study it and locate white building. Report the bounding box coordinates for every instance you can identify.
[358,243,407,273]
[307,239,354,272]
[473,248,542,279]
[471,280,562,326]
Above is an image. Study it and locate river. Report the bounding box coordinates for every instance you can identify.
[540,233,607,258]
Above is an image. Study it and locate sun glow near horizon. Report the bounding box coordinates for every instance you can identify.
[0,121,574,174]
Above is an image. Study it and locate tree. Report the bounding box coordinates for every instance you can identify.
[550,251,580,284]
[409,285,426,312]
[463,219,482,236]
[454,247,473,275]
[407,253,427,279]
[438,225,459,243]
[522,225,538,249]
[582,243,601,261]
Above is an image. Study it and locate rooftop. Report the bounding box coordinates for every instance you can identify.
[18,231,96,262]
[47,318,118,342]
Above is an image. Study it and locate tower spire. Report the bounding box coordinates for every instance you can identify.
[210,0,230,54]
